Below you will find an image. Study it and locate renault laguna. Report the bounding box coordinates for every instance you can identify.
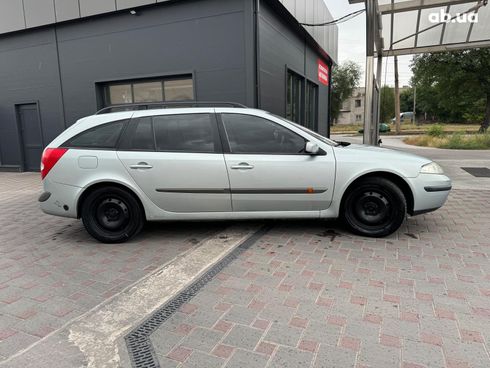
[39,104,452,243]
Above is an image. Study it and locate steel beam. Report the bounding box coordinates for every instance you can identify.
[381,39,490,56]
[378,0,475,14]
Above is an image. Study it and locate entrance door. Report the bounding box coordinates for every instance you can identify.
[16,103,44,171]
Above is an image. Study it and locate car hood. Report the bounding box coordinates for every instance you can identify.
[333,144,433,178]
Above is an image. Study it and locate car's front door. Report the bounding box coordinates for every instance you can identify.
[117,112,231,213]
[219,113,335,212]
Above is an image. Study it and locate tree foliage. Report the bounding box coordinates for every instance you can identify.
[331,61,361,124]
[411,49,490,131]
[400,88,414,113]
[380,86,395,124]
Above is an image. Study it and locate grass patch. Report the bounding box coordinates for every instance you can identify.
[331,123,481,135]
[404,133,490,149]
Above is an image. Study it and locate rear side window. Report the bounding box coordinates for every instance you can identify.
[153,114,216,153]
[118,114,219,153]
[119,117,155,151]
[63,120,126,149]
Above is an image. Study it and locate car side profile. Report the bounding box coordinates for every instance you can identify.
[39,104,452,243]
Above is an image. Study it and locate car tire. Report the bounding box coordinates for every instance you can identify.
[81,186,144,243]
[341,177,406,237]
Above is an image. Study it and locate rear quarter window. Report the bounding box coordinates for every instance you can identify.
[62,120,127,149]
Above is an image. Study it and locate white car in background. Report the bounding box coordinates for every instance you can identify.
[39,103,452,243]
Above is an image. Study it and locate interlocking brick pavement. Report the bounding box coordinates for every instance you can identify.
[147,189,490,368]
[0,173,223,361]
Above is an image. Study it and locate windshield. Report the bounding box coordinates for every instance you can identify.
[270,114,339,147]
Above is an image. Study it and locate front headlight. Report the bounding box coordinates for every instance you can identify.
[420,162,444,174]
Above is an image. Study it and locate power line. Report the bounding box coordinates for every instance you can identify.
[300,9,365,27]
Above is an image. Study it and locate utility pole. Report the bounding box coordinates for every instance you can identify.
[413,86,417,126]
[394,56,401,134]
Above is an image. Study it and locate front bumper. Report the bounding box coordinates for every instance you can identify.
[407,174,452,216]
[39,179,81,219]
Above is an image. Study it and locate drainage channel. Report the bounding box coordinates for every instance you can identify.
[125,225,271,368]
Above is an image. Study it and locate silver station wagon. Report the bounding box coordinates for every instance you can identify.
[39,103,452,243]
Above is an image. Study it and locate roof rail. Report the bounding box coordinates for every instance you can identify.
[95,101,247,115]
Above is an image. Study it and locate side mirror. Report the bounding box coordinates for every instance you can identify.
[305,141,320,155]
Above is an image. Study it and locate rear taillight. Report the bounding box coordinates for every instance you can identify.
[41,148,68,180]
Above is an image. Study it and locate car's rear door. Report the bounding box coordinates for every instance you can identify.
[218,112,335,212]
[117,110,231,213]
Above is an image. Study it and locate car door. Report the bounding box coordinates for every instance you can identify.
[117,111,232,213]
[219,112,335,212]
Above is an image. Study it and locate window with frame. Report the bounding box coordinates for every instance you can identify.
[355,114,362,122]
[305,81,318,131]
[222,114,306,154]
[355,99,362,108]
[119,114,217,153]
[63,120,127,149]
[103,76,194,106]
[286,70,304,124]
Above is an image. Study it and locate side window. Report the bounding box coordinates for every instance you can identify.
[222,114,306,154]
[119,118,155,151]
[63,120,126,149]
[153,114,216,153]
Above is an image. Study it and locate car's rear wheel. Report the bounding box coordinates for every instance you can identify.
[81,186,144,243]
[341,177,406,237]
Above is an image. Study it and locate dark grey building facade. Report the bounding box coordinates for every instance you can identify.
[0,0,338,171]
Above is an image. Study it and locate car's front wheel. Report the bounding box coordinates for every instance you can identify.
[81,186,144,243]
[341,177,406,237]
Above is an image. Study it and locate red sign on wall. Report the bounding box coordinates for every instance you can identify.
[318,60,329,86]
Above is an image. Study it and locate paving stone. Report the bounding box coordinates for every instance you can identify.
[181,350,224,368]
[223,305,258,325]
[222,325,263,351]
[264,322,303,347]
[180,327,223,353]
[224,349,269,368]
[150,329,184,356]
[268,346,314,368]
[314,344,357,368]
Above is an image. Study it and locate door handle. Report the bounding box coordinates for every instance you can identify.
[130,162,153,170]
[231,162,254,170]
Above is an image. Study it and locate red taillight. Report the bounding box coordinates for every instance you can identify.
[41,148,68,180]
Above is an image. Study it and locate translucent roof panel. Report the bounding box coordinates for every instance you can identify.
[469,3,490,42]
[368,0,490,56]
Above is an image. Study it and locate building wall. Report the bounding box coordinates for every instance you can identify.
[258,0,331,136]
[0,0,338,63]
[0,0,254,168]
[338,87,365,125]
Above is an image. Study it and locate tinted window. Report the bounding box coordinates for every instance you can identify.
[153,114,216,153]
[119,118,155,151]
[63,120,126,149]
[222,114,306,154]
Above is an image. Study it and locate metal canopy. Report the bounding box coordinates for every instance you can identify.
[348,0,489,145]
[350,0,490,56]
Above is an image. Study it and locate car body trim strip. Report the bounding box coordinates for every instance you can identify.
[155,188,328,194]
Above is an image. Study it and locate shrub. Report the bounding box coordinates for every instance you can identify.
[427,124,445,137]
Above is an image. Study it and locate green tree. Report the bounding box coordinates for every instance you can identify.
[330,61,361,124]
[379,86,395,124]
[400,88,414,113]
[411,49,490,132]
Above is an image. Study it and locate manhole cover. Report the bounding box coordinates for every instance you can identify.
[462,167,490,178]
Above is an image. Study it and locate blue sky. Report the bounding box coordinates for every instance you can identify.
[324,1,413,87]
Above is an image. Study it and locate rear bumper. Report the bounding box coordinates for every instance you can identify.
[39,179,81,219]
[407,174,452,216]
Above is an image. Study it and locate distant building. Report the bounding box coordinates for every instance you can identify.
[337,87,365,125]
[337,85,411,125]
